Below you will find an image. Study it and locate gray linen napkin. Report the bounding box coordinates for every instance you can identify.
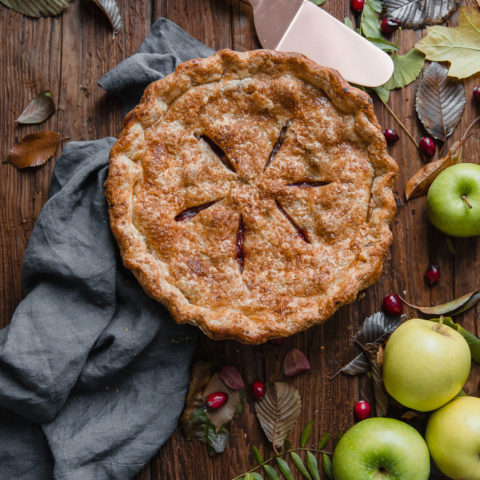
[0,19,213,480]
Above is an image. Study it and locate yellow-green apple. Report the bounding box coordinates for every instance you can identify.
[427,163,480,237]
[426,396,480,480]
[383,318,471,412]
[332,417,430,480]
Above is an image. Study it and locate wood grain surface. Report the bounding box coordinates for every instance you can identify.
[1,1,479,479]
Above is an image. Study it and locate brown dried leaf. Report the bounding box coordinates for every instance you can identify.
[382,0,457,29]
[416,63,466,141]
[401,290,480,316]
[91,0,122,34]
[204,374,240,430]
[284,348,311,377]
[218,365,244,390]
[7,132,61,169]
[405,141,462,200]
[255,382,301,448]
[181,361,213,425]
[16,92,55,125]
[365,343,389,417]
[0,0,70,17]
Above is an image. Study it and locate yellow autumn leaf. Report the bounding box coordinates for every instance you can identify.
[415,6,480,79]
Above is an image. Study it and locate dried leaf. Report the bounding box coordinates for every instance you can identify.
[0,0,69,16]
[290,452,312,480]
[255,382,301,448]
[365,343,389,417]
[402,290,480,316]
[415,7,480,79]
[383,48,425,90]
[16,92,55,125]
[91,0,122,34]
[382,0,457,29]
[405,141,462,200]
[7,131,61,169]
[218,365,245,390]
[415,63,466,141]
[338,352,370,376]
[204,374,240,430]
[284,349,310,377]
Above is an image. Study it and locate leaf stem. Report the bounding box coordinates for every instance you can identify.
[231,447,332,480]
[462,194,473,209]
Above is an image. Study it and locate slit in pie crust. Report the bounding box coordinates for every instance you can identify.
[105,49,398,344]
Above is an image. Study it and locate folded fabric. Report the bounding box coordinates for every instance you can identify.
[0,19,213,480]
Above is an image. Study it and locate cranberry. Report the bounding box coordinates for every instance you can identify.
[354,400,371,421]
[252,381,265,400]
[351,0,365,13]
[473,86,480,102]
[270,338,286,346]
[383,294,403,316]
[419,136,435,157]
[206,391,228,409]
[425,264,440,285]
[380,18,401,35]
[383,128,399,144]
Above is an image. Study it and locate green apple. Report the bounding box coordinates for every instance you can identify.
[383,318,471,412]
[332,417,430,480]
[427,163,480,237]
[426,396,480,480]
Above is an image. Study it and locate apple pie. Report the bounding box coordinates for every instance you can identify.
[105,49,397,344]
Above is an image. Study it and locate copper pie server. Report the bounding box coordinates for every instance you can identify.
[241,0,393,87]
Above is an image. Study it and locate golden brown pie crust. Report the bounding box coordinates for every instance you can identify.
[105,49,398,344]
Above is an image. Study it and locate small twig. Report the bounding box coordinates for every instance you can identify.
[462,194,473,209]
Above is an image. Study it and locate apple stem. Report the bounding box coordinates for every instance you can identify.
[462,195,473,210]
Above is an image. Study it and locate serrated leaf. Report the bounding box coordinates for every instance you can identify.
[322,454,333,480]
[264,465,280,480]
[290,452,312,480]
[276,458,294,480]
[415,7,480,79]
[204,374,240,430]
[7,131,61,169]
[415,63,466,141]
[382,0,457,29]
[16,92,55,125]
[318,433,330,450]
[405,141,462,200]
[300,420,312,447]
[255,383,301,449]
[0,0,69,17]
[252,445,264,465]
[91,0,122,34]
[383,48,425,90]
[402,290,480,316]
[428,317,480,363]
[365,343,389,417]
[306,452,321,480]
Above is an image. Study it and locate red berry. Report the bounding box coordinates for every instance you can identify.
[425,264,440,285]
[351,0,365,13]
[206,391,228,409]
[383,294,403,316]
[419,137,435,157]
[270,338,286,346]
[383,128,399,144]
[380,18,401,35]
[354,400,371,421]
[473,86,480,102]
[252,381,265,400]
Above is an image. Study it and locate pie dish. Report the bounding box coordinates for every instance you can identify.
[105,49,398,344]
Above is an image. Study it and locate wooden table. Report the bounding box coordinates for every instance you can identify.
[1,1,479,478]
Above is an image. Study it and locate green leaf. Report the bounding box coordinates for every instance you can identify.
[276,458,294,480]
[252,446,264,465]
[318,433,330,450]
[383,48,425,90]
[344,17,354,30]
[306,452,321,480]
[366,36,399,53]
[322,454,333,480]
[245,473,264,480]
[415,6,480,79]
[334,430,344,447]
[284,439,292,450]
[372,86,391,103]
[263,465,280,480]
[360,0,382,38]
[290,452,312,480]
[300,421,313,447]
[309,0,326,4]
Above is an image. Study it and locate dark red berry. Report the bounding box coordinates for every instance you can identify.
[351,0,365,13]
[383,294,403,316]
[419,137,435,157]
[380,18,401,35]
[354,401,371,421]
[252,381,265,400]
[425,264,440,285]
[206,391,228,409]
[473,86,480,102]
[383,128,399,144]
[270,338,286,346]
